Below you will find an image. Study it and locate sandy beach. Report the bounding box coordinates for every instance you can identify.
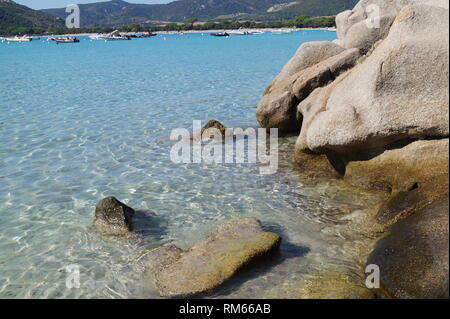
[40,27,336,38]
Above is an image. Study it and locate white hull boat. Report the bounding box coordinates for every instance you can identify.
[89,34,131,41]
[51,37,80,44]
[90,30,131,41]
[249,30,265,35]
[228,30,251,36]
[5,36,32,42]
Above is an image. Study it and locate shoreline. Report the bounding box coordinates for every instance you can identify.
[24,27,336,38]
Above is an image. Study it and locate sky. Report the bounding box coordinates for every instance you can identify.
[15,0,172,10]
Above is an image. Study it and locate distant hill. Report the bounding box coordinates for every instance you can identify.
[0,0,64,31]
[43,0,358,26]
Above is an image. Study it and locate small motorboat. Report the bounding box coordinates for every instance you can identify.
[51,37,80,44]
[5,35,32,42]
[228,30,251,36]
[210,32,230,37]
[90,30,131,41]
[134,33,157,38]
[249,30,265,35]
[90,34,131,41]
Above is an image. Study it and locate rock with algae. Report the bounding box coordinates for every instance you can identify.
[368,196,449,299]
[147,218,281,297]
[345,139,449,298]
[263,268,376,299]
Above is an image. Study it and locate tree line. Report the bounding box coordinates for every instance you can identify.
[0,15,335,36]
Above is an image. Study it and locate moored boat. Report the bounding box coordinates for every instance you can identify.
[228,30,251,36]
[249,30,265,35]
[210,32,230,37]
[51,37,80,44]
[5,35,32,42]
[89,30,131,41]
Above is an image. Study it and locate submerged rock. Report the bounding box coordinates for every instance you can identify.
[147,218,281,297]
[200,120,228,139]
[93,197,135,235]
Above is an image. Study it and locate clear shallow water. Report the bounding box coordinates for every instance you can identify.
[0,31,385,298]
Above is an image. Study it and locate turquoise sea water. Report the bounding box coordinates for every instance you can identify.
[0,31,384,298]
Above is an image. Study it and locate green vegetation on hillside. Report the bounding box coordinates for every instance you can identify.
[0,15,335,36]
[0,1,64,35]
[41,0,356,27]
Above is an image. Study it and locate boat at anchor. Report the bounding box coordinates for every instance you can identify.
[4,35,32,42]
[210,32,230,37]
[89,30,131,41]
[51,37,80,44]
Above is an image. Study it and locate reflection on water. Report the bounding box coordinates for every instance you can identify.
[0,32,386,298]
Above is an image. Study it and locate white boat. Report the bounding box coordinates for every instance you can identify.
[5,35,33,42]
[249,30,265,35]
[51,37,80,44]
[228,30,251,36]
[89,30,131,41]
[89,34,131,41]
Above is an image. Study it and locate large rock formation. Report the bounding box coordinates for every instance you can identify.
[258,0,449,299]
[147,218,281,297]
[93,197,135,235]
[335,0,428,39]
[274,41,346,82]
[257,46,360,132]
[335,15,395,54]
[334,0,449,56]
[297,4,449,155]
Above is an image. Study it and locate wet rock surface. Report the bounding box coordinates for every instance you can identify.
[368,196,449,299]
[147,218,281,297]
[93,197,135,235]
[258,0,449,299]
[200,120,228,139]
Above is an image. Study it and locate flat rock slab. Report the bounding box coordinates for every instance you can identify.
[148,218,281,297]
